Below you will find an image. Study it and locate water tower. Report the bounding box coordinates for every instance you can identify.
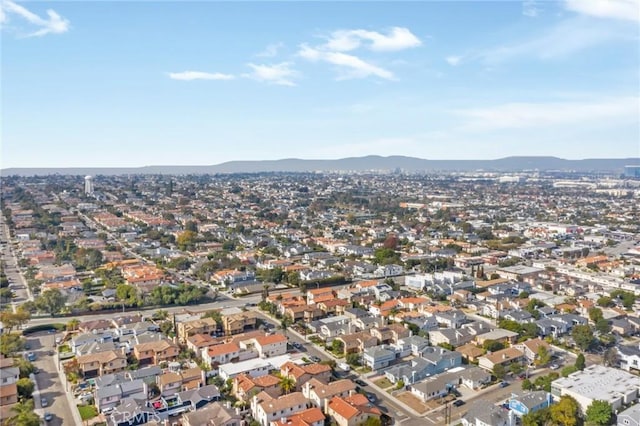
[84,175,94,195]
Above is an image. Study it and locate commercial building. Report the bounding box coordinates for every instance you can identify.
[551,365,640,413]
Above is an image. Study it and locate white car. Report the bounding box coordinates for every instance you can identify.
[549,364,559,370]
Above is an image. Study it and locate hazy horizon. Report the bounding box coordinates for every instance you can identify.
[2,0,639,168]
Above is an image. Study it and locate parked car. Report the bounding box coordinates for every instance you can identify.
[308,355,321,363]
[354,379,367,387]
[43,412,53,422]
[549,364,559,370]
[366,393,377,403]
[499,381,509,388]
[27,352,36,362]
[453,400,465,407]
[41,397,48,407]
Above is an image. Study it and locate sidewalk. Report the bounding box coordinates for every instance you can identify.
[55,352,84,426]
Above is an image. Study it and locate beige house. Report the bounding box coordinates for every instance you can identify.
[134,339,180,365]
[177,317,218,344]
[222,311,257,335]
[76,350,127,378]
[251,391,309,426]
[478,347,525,371]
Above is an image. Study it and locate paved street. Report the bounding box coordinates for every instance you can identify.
[27,332,77,426]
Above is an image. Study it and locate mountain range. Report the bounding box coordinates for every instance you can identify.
[2,156,639,176]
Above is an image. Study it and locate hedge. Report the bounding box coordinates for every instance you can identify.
[22,323,66,335]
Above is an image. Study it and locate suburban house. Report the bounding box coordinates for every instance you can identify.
[303,378,356,411]
[94,378,147,413]
[0,358,19,406]
[222,311,258,335]
[508,391,553,417]
[233,373,282,401]
[76,350,127,378]
[512,338,552,364]
[617,344,640,373]
[458,366,492,390]
[335,332,378,355]
[384,347,462,385]
[410,370,459,402]
[280,362,332,391]
[251,391,309,426]
[478,347,525,372]
[241,334,288,358]
[363,346,397,370]
[203,343,242,367]
[326,394,381,426]
[270,407,325,426]
[133,339,180,365]
[182,401,241,426]
[177,317,219,344]
[461,402,510,426]
[616,404,640,426]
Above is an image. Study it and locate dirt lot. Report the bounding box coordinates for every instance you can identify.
[396,392,429,414]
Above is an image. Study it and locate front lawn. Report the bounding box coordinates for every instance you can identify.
[77,404,98,420]
[374,377,394,389]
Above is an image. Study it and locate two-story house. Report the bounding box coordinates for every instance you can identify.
[302,379,356,412]
[76,350,127,378]
[280,362,332,391]
[251,391,309,426]
[133,339,179,365]
[0,358,19,406]
[327,395,381,426]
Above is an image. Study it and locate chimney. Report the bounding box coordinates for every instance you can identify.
[281,418,287,424]
[502,354,507,360]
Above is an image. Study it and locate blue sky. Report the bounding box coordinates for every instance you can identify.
[1,0,639,168]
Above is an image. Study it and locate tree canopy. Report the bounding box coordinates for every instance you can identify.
[585,400,612,426]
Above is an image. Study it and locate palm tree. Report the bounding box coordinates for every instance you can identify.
[279,375,295,395]
[66,318,80,331]
[7,400,40,426]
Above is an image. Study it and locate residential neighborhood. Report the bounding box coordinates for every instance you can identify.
[1,170,639,426]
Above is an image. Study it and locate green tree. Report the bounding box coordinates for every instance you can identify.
[115,283,138,305]
[595,318,611,334]
[0,334,25,357]
[575,353,586,371]
[176,230,197,251]
[0,308,30,333]
[483,340,505,352]
[14,358,35,378]
[597,296,613,307]
[331,339,344,355]
[35,288,67,316]
[522,407,550,426]
[16,377,34,399]
[550,395,581,426]
[359,417,382,426]
[510,363,523,376]
[588,307,603,323]
[66,318,80,331]
[572,325,594,351]
[522,378,533,391]
[7,399,40,426]
[493,364,506,380]
[561,365,578,377]
[585,400,612,426]
[536,345,552,366]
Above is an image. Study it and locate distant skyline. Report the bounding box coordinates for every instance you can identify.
[2,0,639,168]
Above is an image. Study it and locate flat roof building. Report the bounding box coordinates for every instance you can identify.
[551,365,640,413]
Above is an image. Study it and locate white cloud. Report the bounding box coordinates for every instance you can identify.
[565,0,640,22]
[1,0,70,37]
[244,62,297,86]
[324,27,422,52]
[450,16,636,66]
[522,0,541,17]
[445,55,462,66]
[456,97,639,131]
[257,42,284,57]
[299,44,395,80]
[168,71,235,81]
